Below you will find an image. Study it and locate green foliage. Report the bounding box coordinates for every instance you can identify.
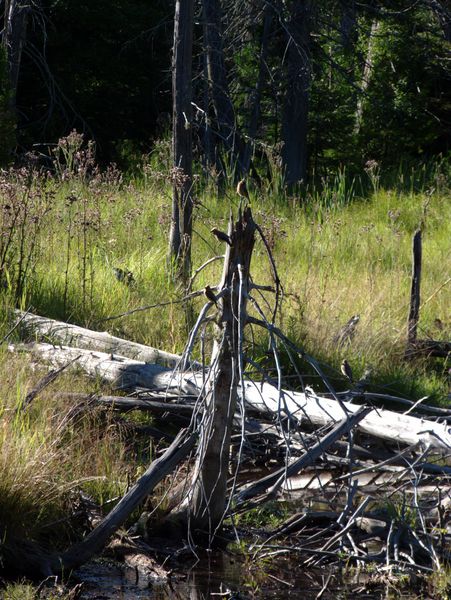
[3,0,448,174]
[358,11,448,163]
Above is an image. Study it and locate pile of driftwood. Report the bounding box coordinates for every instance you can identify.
[9,308,451,578]
[5,208,450,588]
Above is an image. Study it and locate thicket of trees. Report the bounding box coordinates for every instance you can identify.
[0,0,449,178]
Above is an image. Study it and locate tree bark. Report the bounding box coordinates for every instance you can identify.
[169,0,194,281]
[354,20,380,135]
[187,208,256,539]
[281,0,312,188]
[243,6,273,173]
[339,0,357,52]
[406,229,422,349]
[14,310,184,367]
[2,0,30,114]
[202,0,246,177]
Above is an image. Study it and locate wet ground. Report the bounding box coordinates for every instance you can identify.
[75,550,425,600]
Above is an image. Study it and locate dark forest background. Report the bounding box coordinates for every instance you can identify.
[1,0,450,180]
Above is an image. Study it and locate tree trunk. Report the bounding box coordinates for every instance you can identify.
[202,0,246,178]
[169,0,194,282]
[354,20,380,135]
[428,0,451,41]
[281,0,312,188]
[339,0,357,52]
[187,208,256,539]
[243,6,273,173]
[14,310,185,367]
[2,0,30,114]
[406,229,422,351]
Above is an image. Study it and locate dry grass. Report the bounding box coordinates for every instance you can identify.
[0,150,449,577]
[0,350,130,550]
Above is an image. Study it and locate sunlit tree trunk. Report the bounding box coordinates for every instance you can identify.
[354,20,380,135]
[169,0,194,282]
[2,0,31,114]
[188,209,256,540]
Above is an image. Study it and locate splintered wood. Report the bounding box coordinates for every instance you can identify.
[9,309,451,574]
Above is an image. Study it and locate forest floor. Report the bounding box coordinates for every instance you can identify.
[0,155,450,598]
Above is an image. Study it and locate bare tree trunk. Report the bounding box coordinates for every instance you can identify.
[202,0,246,178]
[201,47,216,175]
[188,208,256,539]
[354,20,380,135]
[2,0,30,114]
[281,0,312,188]
[243,6,273,173]
[169,0,194,281]
[339,0,357,52]
[427,0,451,41]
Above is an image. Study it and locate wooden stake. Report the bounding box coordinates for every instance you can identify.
[407,229,422,352]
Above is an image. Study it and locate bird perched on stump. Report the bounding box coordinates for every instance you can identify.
[204,285,217,305]
[236,179,249,201]
[340,359,353,384]
[211,227,231,246]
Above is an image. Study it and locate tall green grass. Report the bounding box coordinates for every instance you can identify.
[0,140,449,398]
[0,137,449,586]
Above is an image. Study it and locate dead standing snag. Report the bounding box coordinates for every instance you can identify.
[183,207,257,541]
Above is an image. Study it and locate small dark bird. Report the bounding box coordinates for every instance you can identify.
[236,179,249,201]
[113,267,135,285]
[211,227,231,245]
[204,285,217,305]
[434,318,444,331]
[340,359,353,384]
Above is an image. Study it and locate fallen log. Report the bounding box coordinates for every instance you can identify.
[235,406,372,503]
[58,392,196,416]
[10,342,451,451]
[49,428,197,574]
[14,310,185,368]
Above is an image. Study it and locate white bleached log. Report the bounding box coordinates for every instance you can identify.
[9,342,451,451]
[14,310,184,368]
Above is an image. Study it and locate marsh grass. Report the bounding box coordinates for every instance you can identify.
[1,145,449,392]
[0,142,449,579]
[0,350,131,558]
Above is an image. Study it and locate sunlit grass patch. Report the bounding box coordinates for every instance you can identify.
[0,351,130,552]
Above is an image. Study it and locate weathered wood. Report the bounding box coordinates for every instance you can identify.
[14,310,183,367]
[187,208,257,536]
[58,391,195,416]
[50,429,196,574]
[407,229,422,350]
[10,343,451,451]
[169,0,194,278]
[235,406,372,503]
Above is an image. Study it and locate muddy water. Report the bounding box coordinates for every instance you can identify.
[75,551,417,599]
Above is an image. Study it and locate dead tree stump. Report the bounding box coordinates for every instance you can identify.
[182,207,256,540]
